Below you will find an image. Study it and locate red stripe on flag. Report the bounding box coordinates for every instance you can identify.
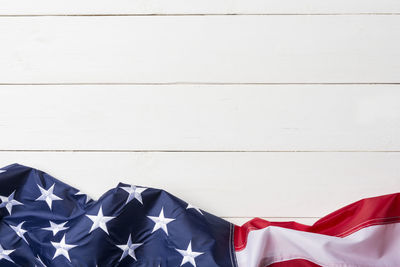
[234,192,400,251]
[267,259,321,267]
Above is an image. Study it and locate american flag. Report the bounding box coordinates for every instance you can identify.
[0,163,399,266]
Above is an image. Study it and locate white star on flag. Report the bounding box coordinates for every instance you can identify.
[35,255,47,267]
[43,221,69,236]
[186,203,203,215]
[0,244,15,263]
[86,205,115,235]
[147,207,175,235]
[116,234,143,262]
[0,190,23,215]
[120,185,147,204]
[175,241,204,267]
[10,221,28,243]
[51,234,77,262]
[35,184,62,209]
[75,191,92,204]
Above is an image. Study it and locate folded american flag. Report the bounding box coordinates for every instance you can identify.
[0,164,399,266]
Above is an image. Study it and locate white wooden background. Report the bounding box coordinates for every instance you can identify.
[1,2,400,226]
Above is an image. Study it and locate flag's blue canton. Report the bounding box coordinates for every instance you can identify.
[0,164,236,267]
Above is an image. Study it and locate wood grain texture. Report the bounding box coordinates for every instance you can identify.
[1,85,399,151]
[0,0,399,15]
[1,4,398,225]
[0,16,399,83]
[0,152,398,218]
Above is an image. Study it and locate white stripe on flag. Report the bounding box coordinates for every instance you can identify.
[235,222,400,267]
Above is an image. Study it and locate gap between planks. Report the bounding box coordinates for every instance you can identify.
[0,150,400,153]
[0,13,400,17]
[1,82,400,86]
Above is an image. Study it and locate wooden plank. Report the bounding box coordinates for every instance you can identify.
[1,85,400,151]
[0,152,398,218]
[0,0,399,15]
[0,16,399,83]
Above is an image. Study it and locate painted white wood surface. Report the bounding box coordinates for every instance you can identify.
[1,16,400,84]
[0,0,399,15]
[0,152,398,219]
[0,85,399,151]
[1,2,399,226]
